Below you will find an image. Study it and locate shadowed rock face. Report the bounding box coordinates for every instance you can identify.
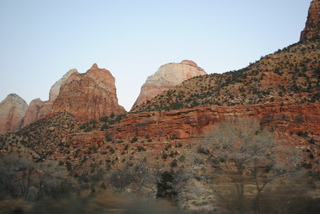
[131,60,206,110]
[0,94,28,134]
[300,0,320,41]
[22,69,78,128]
[52,63,126,122]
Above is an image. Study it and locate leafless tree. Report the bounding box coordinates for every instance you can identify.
[108,168,134,192]
[200,118,302,214]
[0,154,76,201]
[0,153,35,199]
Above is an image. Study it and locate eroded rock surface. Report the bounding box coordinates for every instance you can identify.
[132,60,206,109]
[300,0,320,41]
[52,63,126,122]
[0,94,28,134]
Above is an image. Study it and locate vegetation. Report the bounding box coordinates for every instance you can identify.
[197,118,315,214]
[132,39,320,112]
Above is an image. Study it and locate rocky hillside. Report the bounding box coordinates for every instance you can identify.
[0,94,28,134]
[132,39,320,112]
[132,60,206,109]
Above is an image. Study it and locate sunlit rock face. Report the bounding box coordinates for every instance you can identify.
[0,94,28,134]
[131,60,206,110]
[52,63,126,122]
[49,69,78,102]
[300,0,320,41]
[22,69,78,128]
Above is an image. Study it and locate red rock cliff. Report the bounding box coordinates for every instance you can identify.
[22,69,78,127]
[0,94,28,134]
[300,0,320,41]
[108,102,320,140]
[52,63,126,122]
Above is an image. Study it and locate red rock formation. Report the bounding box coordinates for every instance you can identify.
[0,94,28,134]
[52,63,126,122]
[22,69,78,127]
[300,0,320,41]
[107,102,320,140]
[131,60,206,110]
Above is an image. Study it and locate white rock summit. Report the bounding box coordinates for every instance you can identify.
[131,60,206,110]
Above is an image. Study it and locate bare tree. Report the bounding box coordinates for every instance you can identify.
[0,154,76,201]
[0,153,35,199]
[108,168,134,192]
[130,158,155,195]
[200,118,302,214]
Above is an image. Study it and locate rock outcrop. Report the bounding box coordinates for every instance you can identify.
[49,69,78,101]
[52,63,126,122]
[108,102,320,140]
[0,94,28,134]
[22,69,77,127]
[300,0,320,41]
[131,60,206,110]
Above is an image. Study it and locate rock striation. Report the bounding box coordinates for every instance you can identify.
[0,94,28,134]
[52,63,126,122]
[300,0,320,41]
[22,69,77,127]
[131,60,206,110]
[108,102,320,140]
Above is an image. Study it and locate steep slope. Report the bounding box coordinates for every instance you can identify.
[52,63,126,122]
[131,60,206,109]
[300,0,320,41]
[133,39,320,112]
[22,69,78,127]
[0,94,28,134]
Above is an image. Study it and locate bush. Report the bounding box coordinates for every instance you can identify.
[137,146,146,152]
[130,137,138,143]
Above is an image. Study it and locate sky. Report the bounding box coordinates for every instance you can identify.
[0,0,311,111]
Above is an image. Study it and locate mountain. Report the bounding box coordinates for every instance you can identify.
[52,63,126,122]
[131,60,206,110]
[300,0,320,41]
[133,39,320,112]
[22,69,78,127]
[0,94,28,134]
[0,2,320,213]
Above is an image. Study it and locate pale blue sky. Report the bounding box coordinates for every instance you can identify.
[0,0,311,110]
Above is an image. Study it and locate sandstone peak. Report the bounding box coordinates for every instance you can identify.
[300,0,320,41]
[89,63,99,70]
[0,93,28,134]
[49,69,78,102]
[0,94,27,107]
[52,64,126,122]
[131,60,206,109]
[181,60,198,67]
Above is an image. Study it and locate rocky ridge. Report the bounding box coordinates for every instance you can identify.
[131,60,206,109]
[0,2,320,212]
[133,39,320,112]
[0,94,28,134]
[300,0,320,41]
[52,63,126,122]
[22,69,78,128]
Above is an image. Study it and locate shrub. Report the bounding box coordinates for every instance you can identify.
[162,153,168,160]
[130,137,138,143]
[137,146,146,152]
